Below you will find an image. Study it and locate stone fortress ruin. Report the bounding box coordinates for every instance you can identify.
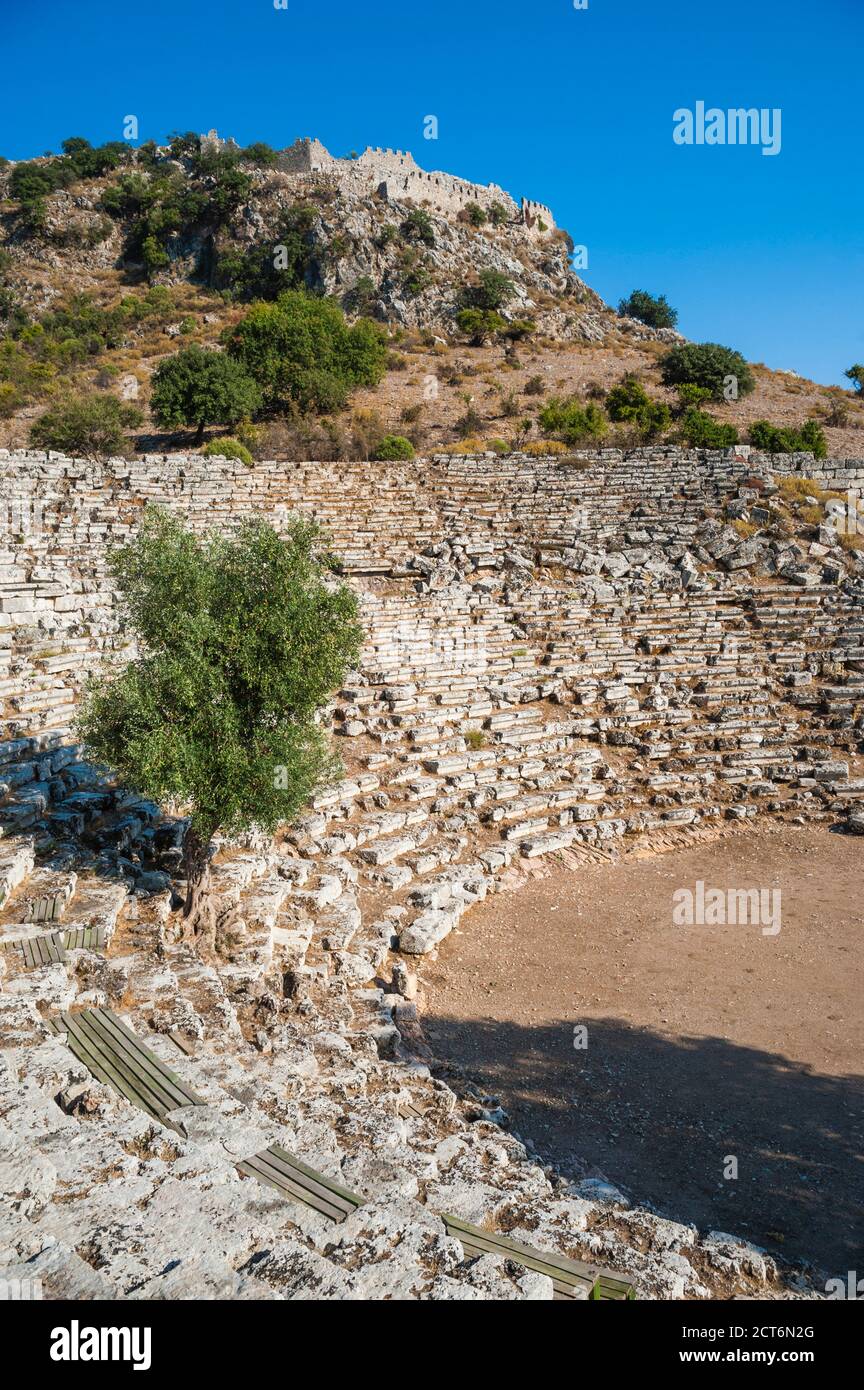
[203,130,557,236]
[1,443,862,1300]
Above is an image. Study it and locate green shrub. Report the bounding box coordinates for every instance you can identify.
[459,270,516,313]
[463,202,487,227]
[539,396,608,447]
[30,394,143,460]
[242,142,278,167]
[661,342,755,401]
[151,345,261,442]
[400,208,435,246]
[488,202,509,228]
[76,507,362,937]
[225,290,387,413]
[373,434,415,461]
[201,436,253,466]
[605,375,671,437]
[679,408,738,448]
[844,364,864,395]
[749,418,827,458]
[456,308,507,344]
[618,289,678,329]
[675,382,713,412]
[344,276,378,318]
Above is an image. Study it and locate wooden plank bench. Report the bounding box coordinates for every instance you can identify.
[442,1213,636,1300]
[45,1007,206,1128]
[236,1144,636,1300]
[62,926,107,951]
[13,933,67,969]
[236,1144,364,1224]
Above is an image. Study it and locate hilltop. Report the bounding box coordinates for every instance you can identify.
[0,130,862,458]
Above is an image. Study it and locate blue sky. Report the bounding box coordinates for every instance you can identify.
[2,0,861,386]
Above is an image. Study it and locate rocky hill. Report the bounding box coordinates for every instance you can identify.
[2,131,861,459]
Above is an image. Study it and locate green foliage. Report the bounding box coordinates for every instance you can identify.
[456,308,506,345]
[376,223,398,249]
[749,418,827,458]
[487,202,509,228]
[343,276,378,318]
[502,318,536,342]
[242,142,278,167]
[674,382,713,411]
[845,364,864,394]
[679,408,739,448]
[463,202,487,226]
[459,269,516,313]
[188,146,253,221]
[0,286,179,411]
[399,251,433,299]
[99,148,252,280]
[225,290,387,414]
[76,507,363,847]
[372,434,415,460]
[167,131,201,159]
[8,141,131,224]
[617,289,678,330]
[400,208,435,246]
[661,342,755,401]
[201,436,253,466]
[30,393,143,460]
[605,375,671,437]
[538,397,608,446]
[215,204,316,300]
[151,345,261,439]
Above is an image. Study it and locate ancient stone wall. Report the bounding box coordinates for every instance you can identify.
[1,445,863,744]
[275,138,550,231]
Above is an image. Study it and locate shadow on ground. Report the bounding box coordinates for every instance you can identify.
[423,1011,864,1278]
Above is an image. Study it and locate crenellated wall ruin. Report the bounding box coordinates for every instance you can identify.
[274,137,554,232]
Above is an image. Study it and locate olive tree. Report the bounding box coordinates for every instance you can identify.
[150,345,261,443]
[77,507,362,941]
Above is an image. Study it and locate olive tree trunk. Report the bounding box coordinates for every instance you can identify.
[181,826,216,943]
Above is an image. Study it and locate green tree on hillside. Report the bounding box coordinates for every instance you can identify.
[151,345,261,442]
[30,394,143,460]
[224,290,387,413]
[661,342,755,401]
[618,289,678,330]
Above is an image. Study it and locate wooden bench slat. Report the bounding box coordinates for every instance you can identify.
[236,1154,353,1224]
[69,1012,179,1116]
[57,1011,163,1120]
[88,1009,202,1111]
[267,1145,364,1210]
[235,1144,634,1299]
[54,1010,199,1123]
[443,1213,595,1285]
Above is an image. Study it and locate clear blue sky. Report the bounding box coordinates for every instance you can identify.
[2,0,861,386]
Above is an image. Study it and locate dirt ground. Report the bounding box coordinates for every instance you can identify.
[422,824,864,1277]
